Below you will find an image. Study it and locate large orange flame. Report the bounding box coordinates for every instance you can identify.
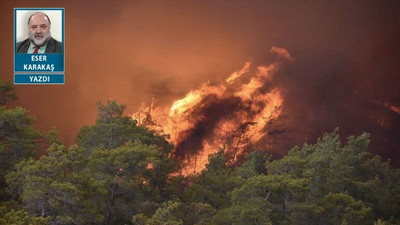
[132,47,292,175]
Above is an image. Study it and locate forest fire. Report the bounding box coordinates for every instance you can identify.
[133,47,292,175]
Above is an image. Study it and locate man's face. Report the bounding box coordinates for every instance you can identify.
[28,13,51,46]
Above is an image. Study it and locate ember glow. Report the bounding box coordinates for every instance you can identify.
[133,47,291,174]
[370,100,400,127]
[371,100,400,114]
[381,102,400,115]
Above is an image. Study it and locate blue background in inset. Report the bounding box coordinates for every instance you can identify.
[14,74,64,84]
[15,54,64,72]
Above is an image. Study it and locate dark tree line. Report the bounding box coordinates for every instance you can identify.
[0,80,399,225]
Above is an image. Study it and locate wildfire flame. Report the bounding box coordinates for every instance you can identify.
[132,47,292,175]
[226,61,251,84]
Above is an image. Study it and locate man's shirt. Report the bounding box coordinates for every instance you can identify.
[27,41,48,54]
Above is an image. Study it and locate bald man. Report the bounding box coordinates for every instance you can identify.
[16,12,62,53]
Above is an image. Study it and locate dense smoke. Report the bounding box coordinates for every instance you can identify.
[0,0,399,166]
[173,95,244,158]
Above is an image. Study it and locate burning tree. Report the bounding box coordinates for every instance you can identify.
[132,47,293,175]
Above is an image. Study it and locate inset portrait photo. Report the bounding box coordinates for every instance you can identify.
[15,9,63,54]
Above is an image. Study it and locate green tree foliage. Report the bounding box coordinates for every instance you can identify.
[267,129,399,222]
[291,193,374,225]
[182,202,215,225]
[0,106,39,165]
[4,100,178,224]
[5,138,174,224]
[0,206,50,225]
[76,100,171,152]
[182,149,244,210]
[0,106,41,201]
[2,95,399,225]
[88,142,161,224]
[235,150,271,179]
[0,80,59,205]
[133,201,215,225]
[213,175,308,225]
[77,100,177,224]
[133,201,184,225]
[76,100,176,199]
[5,144,91,224]
[211,203,273,225]
[0,81,17,106]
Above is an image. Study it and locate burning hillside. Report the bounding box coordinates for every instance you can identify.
[133,47,292,174]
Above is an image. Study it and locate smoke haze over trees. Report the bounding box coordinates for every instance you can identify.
[0,90,399,224]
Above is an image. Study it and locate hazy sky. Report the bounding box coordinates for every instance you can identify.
[1,0,399,164]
